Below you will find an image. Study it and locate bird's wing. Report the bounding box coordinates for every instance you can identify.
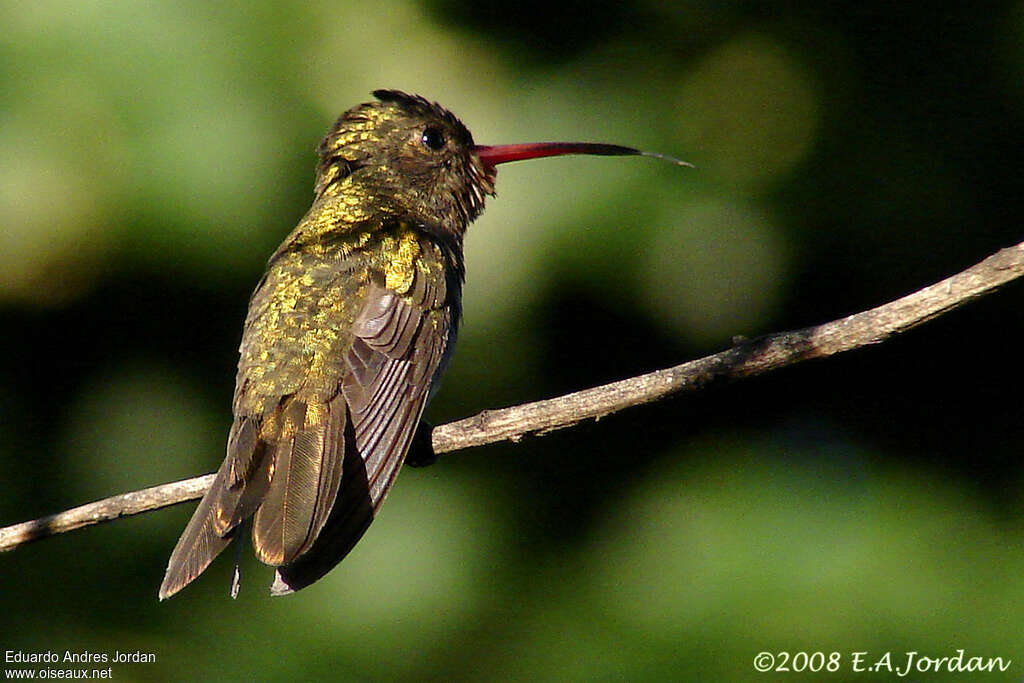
[158,244,360,600]
[159,230,455,600]
[271,262,453,594]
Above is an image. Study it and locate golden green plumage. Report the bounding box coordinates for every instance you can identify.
[159,90,491,599]
[159,89,657,600]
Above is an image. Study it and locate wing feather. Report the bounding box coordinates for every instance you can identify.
[161,227,457,599]
[273,274,451,594]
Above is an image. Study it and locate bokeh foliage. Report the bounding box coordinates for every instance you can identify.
[2,0,1024,680]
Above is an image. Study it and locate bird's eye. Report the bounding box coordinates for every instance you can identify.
[421,126,446,151]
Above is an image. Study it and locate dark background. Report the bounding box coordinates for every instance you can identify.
[2,1,1023,680]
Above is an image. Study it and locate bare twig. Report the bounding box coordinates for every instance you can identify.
[2,241,1022,553]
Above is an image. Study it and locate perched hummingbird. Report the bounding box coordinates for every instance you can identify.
[159,89,683,599]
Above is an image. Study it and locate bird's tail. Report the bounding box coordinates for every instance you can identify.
[158,417,272,600]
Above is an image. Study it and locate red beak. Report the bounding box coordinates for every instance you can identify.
[473,142,690,170]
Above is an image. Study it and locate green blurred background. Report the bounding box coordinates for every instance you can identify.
[3,1,1024,680]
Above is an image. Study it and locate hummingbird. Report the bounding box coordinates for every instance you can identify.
[158,89,684,599]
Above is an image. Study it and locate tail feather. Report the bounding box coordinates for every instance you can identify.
[159,397,346,599]
[271,428,373,595]
[252,397,346,566]
[158,461,239,601]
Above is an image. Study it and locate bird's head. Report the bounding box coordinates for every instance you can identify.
[315,89,688,236]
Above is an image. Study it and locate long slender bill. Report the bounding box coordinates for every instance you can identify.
[473,142,691,169]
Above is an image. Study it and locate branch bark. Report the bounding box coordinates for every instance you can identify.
[2,241,1023,553]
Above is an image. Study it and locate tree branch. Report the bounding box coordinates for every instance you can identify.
[2,241,1023,553]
